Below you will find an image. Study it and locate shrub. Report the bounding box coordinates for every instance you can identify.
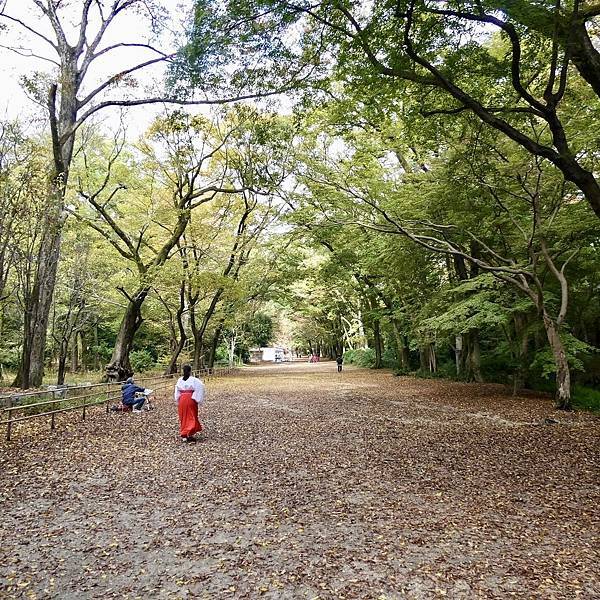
[130,350,155,373]
[572,386,600,413]
[344,348,375,368]
[0,347,20,370]
[382,347,398,369]
[393,367,412,376]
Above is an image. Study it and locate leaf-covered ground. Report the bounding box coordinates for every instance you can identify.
[1,362,598,599]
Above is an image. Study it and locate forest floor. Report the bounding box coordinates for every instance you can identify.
[0,361,599,599]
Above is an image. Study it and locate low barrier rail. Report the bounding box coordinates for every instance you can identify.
[0,366,235,441]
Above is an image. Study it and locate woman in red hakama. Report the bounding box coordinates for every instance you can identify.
[174,364,205,442]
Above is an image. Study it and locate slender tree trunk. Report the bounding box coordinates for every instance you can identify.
[428,343,437,373]
[391,321,410,371]
[400,335,410,369]
[208,321,224,369]
[189,304,201,369]
[57,339,68,385]
[166,337,186,375]
[391,321,404,370]
[165,284,187,375]
[79,330,87,371]
[228,334,237,368]
[543,314,571,410]
[192,292,223,370]
[469,330,483,382]
[357,310,368,349]
[419,346,427,371]
[93,322,99,371]
[373,319,383,369]
[15,302,32,388]
[106,288,149,381]
[512,313,530,394]
[71,330,79,373]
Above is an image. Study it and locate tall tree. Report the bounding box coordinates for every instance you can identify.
[69,114,250,379]
[182,0,600,220]
[0,0,286,387]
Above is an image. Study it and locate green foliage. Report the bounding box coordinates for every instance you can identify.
[1,1,599,410]
[381,347,398,369]
[530,334,592,379]
[0,347,20,370]
[90,343,113,365]
[245,313,274,348]
[344,349,375,368]
[571,386,600,413]
[130,350,156,374]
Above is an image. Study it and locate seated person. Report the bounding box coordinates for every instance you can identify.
[121,377,146,412]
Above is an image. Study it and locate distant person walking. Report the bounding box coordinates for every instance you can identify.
[336,355,343,372]
[174,364,205,443]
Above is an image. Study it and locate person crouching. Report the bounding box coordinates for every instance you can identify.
[121,377,147,412]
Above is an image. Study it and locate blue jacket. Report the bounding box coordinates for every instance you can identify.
[122,383,145,406]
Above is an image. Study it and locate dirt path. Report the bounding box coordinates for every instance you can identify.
[1,362,599,599]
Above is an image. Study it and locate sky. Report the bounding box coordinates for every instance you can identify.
[0,0,196,138]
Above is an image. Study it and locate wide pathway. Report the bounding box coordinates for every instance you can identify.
[1,362,598,598]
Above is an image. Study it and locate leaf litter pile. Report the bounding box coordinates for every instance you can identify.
[1,362,598,599]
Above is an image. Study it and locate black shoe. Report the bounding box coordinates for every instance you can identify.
[184,436,196,443]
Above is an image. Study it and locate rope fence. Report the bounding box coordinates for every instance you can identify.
[0,366,235,441]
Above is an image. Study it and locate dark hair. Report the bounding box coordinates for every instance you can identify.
[182,364,192,380]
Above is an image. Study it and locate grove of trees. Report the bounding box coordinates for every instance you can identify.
[0,0,598,410]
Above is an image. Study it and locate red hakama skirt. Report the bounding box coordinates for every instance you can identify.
[178,390,202,437]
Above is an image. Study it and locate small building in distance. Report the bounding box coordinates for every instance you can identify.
[249,347,291,363]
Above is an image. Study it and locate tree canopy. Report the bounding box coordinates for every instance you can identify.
[0,0,598,410]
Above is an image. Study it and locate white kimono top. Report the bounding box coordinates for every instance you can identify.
[174,376,205,404]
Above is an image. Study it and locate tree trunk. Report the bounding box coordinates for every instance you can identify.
[358,310,367,348]
[543,314,571,410]
[93,322,99,371]
[428,343,437,373]
[570,21,600,112]
[228,334,237,368]
[71,330,79,373]
[419,347,427,371]
[14,302,32,388]
[208,322,224,369]
[373,319,383,369]
[57,339,68,386]
[106,288,148,381]
[165,284,187,375]
[192,290,224,370]
[391,320,407,371]
[166,336,186,376]
[14,195,65,389]
[512,313,530,394]
[468,330,483,383]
